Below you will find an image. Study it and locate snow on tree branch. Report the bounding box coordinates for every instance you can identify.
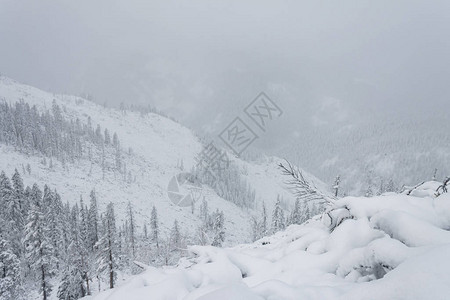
[279,160,336,206]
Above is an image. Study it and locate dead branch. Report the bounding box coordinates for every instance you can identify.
[436,177,450,197]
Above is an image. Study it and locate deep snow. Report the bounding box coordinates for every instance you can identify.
[89,183,450,300]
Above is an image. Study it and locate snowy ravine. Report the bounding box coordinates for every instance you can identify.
[89,182,450,300]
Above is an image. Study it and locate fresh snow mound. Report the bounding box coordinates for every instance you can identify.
[90,186,450,300]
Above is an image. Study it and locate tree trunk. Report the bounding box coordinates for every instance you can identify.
[85,272,91,295]
[109,239,114,289]
[41,264,47,300]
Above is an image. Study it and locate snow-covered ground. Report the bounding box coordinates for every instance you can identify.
[0,76,324,245]
[89,182,450,300]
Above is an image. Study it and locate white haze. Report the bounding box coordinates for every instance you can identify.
[1,0,449,189]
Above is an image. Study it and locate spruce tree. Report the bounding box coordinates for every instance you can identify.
[24,190,55,300]
[126,202,137,259]
[7,170,25,256]
[150,206,159,248]
[0,235,22,300]
[57,266,85,300]
[96,203,118,289]
[290,198,302,225]
[170,220,181,250]
[211,210,225,247]
[271,196,285,233]
[261,202,268,236]
[88,190,99,249]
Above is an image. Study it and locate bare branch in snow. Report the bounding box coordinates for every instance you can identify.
[279,160,336,206]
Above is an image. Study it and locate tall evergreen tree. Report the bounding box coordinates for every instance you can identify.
[88,190,99,249]
[96,203,118,289]
[7,170,25,255]
[0,235,22,300]
[150,206,159,248]
[170,220,181,250]
[272,196,285,233]
[126,202,137,259]
[23,189,55,300]
[290,198,303,225]
[211,210,225,247]
[333,175,341,197]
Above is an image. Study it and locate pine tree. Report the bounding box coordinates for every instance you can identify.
[211,210,225,247]
[0,171,13,223]
[304,202,311,220]
[126,202,137,259]
[261,202,268,237]
[7,170,25,256]
[333,175,341,197]
[62,204,89,299]
[150,206,159,248]
[143,224,148,240]
[78,197,92,295]
[211,231,225,247]
[112,132,119,148]
[251,217,260,242]
[199,198,209,225]
[57,266,85,300]
[0,235,22,300]
[104,129,111,145]
[251,203,268,241]
[170,220,181,250]
[96,203,118,289]
[24,191,55,300]
[377,179,385,196]
[95,125,103,144]
[88,190,99,249]
[42,186,57,256]
[386,179,396,193]
[272,196,285,233]
[365,185,374,197]
[290,198,303,225]
[52,190,66,263]
[79,197,90,251]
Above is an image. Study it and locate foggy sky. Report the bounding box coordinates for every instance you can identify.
[1,0,449,152]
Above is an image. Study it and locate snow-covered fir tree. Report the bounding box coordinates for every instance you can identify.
[272,196,285,233]
[88,190,99,250]
[0,234,22,300]
[290,198,303,225]
[170,219,181,250]
[150,206,159,248]
[95,203,118,289]
[126,201,137,259]
[23,186,56,300]
[333,175,341,197]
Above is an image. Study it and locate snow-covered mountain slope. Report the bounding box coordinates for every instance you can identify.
[89,182,450,300]
[0,76,325,244]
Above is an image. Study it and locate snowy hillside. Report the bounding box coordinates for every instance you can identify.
[90,181,450,300]
[0,76,325,245]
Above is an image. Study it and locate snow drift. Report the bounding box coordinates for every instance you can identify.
[90,182,450,300]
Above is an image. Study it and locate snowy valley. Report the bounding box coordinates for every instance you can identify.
[0,77,449,300]
[1,2,450,298]
[0,77,328,300]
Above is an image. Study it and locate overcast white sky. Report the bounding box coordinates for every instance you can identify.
[1,0,449,151]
